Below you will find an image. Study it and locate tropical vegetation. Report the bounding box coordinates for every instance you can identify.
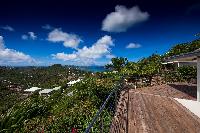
[0,39,199,132]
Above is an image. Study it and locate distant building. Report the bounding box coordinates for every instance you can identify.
[39,89,54,95]
[67,79,82,86]
[24,87,41,92]
[39,86,61,95]
[24,86,61,96]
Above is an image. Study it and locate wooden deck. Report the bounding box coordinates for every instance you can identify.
[110,89,200,133]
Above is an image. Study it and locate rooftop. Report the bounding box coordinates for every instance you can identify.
[39,86,61,95]
[24,87,41,92]
[67,79,81,85]
[165,48,200,62]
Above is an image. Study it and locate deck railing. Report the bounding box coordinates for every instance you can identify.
[85,76,129,133]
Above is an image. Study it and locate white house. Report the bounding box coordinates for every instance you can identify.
[24,87,41,92]
[39,86,61,95]
[67,79,81,86]
[24,86,61,95]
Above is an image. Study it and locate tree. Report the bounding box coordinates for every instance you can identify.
[122,62,139,76]
[105,57,128,72]
[121,62,140,86]
[138,54,162,85]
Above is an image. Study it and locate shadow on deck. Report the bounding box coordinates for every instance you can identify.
[168,83,197,99]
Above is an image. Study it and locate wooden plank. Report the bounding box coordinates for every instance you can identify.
[111,90,200,133]
[127,92,200,133]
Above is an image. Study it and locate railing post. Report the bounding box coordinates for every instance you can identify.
[126,85,129,133]
[85,76,125,133]
[115,90,117,110]
[100,115,103,133]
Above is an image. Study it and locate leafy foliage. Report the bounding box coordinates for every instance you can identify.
[1,38,199,132]
[0,77,117,132]
[121,54,162,85]
[177,66,197,82]
[163,39,200,57]
[121,62,139,76]
[105,57,128,72]
[138,54,162,76]
[0,89,25,115]
[163,66,197,83]
[107,39,199,85]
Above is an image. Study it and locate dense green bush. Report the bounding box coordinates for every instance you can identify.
[0,77,118,132]
[1,36,199,133]
[0,89,25,115]
[177,66,197,82]
[163,71,183,83]
[163,66,197,83]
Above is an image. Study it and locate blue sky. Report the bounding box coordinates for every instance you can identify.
[0,0,200,66]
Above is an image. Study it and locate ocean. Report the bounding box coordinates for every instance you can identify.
[78,66,106,72]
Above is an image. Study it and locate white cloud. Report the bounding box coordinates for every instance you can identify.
[0,36,5,49]
[22,35,28,40]
[102,5,149,32]
[126,43,141,48]
[42,24,53,30]
[77,35,113,59]
[22,32,37,40]
[106,54,115,59]
[52,35,114,65]
[47,28,82,49]
[28,32,37,40]
[1,25,14,31]
[0,36,35,64]
[52,52,77,61]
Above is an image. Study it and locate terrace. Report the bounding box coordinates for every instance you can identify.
[86,49,200,132]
